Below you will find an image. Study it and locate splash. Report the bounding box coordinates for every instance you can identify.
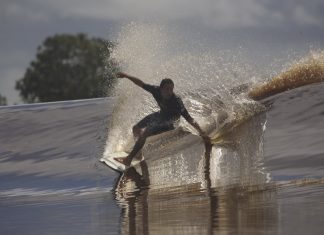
[104,23,264,155]
[249,50,324,100]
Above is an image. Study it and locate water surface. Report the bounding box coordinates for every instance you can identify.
[1,83,324,234]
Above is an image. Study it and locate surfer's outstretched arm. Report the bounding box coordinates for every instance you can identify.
[117,72,145,88]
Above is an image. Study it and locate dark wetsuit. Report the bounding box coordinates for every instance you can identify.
[134,84,192,136]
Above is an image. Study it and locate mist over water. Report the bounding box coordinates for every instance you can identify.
[104,23,264,154]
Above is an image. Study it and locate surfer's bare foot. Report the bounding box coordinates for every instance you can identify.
[114,157,131,166]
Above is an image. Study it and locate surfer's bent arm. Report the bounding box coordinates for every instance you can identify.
[186,116,206,137]
[181,105,208,138]
[117,72,145,88]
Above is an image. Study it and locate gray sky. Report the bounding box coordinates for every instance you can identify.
[1,0,324,105]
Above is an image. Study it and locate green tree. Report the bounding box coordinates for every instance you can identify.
[0,94,7,106]
[16,33,118,103]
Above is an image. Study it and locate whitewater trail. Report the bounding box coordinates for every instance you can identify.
[103,23,324,161]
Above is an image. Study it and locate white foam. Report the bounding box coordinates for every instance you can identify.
[104,23,263,155]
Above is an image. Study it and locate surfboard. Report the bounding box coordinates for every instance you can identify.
[100,127,191,172]
[100,151,142,172]
[100,124,224,173]
[100,118,247,172]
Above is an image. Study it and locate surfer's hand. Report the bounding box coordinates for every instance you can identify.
[200,132,211,143]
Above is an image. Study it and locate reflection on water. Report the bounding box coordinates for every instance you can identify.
[0,192,121,235]
[1,97,324,234]
[113,110,324,234]
[114,114,281,234]
[115,158,278,234]
[116,180,279,234]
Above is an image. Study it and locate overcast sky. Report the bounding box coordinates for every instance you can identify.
[1,0,323,105]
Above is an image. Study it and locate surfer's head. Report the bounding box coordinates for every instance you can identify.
[160,78,174,99]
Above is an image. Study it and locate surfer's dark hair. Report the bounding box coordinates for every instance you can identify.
[160,78,174,88]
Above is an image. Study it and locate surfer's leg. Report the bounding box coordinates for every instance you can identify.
[132,112,159,139]
[127,134,147,162]
[125,122,174,163]
[115,113,172,166]
[115,132,148,166]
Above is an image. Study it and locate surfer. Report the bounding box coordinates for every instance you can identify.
[114,72,210,166]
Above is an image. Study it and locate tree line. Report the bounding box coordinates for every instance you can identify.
[0,94,6,106]
[14,33,119,104]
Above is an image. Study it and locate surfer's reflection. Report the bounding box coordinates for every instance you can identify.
[113,114,278,234]
[114,161,150,235]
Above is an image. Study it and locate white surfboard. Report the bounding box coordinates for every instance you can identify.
[100,151,142,172]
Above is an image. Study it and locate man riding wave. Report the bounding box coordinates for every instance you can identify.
[114,72,210,166]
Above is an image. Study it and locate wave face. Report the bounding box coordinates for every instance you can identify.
[1,82,324,234]
[0,99,123,235]
[0,99,116,193]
